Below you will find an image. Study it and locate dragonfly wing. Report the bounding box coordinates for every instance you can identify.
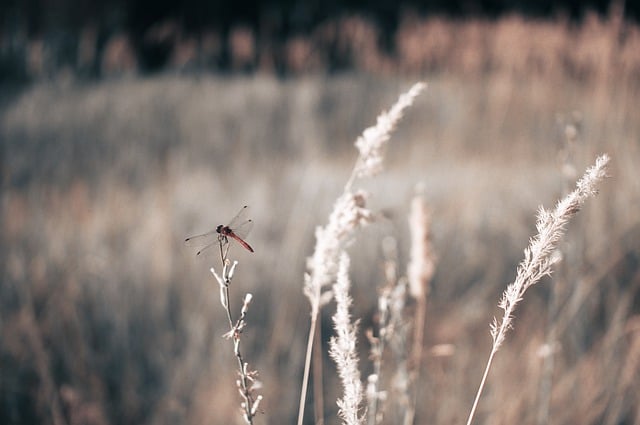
[232,219,253,240]
[227,205,250,230]
[185,229,217,247]
[195,241,221,256]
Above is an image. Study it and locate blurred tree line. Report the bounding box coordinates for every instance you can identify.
[0,0,637,79]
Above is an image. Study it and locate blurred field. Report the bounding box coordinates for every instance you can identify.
[2,40,640,425]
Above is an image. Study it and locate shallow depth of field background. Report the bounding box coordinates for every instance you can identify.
[1,2,640,424]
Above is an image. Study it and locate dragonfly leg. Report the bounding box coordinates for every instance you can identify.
[218,235,231,264]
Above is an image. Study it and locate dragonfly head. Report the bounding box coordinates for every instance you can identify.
[216,224,223,233]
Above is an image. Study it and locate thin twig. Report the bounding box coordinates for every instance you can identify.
[211,242,262,424]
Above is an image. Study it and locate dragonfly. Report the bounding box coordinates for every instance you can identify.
[185,205,254,261]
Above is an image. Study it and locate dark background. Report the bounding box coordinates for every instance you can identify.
[1,0,639,78]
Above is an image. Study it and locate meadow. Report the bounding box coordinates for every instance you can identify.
[2,17,640,425]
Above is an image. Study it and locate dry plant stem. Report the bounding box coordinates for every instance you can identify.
[406,193,436,425]
[313,319,325,425]
[386,280,411,425]
[367,237,401,425]
[212,256,262,424]
[298,82,426,425]
[465,154,610,425]
[367,279,391,425]
[298,311,319,425]
[367,312,388,425]
[367,342,385,425]
[466,344,499,425]
[365,195,432,425]
[295,308,326,425]
[404,295,426,425]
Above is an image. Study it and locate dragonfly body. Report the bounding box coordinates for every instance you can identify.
[216,224,254,253]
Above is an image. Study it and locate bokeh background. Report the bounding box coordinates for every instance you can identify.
[1,0,640,424]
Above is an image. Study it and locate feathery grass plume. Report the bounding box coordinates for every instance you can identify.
[298,82,426,425]
[329,252,366,425]
[465,154,610,425]
[304,191,373,317]
[349,82,427,188]
[407,188,436,300]
[299,190,373,425]
[211,262,263,424]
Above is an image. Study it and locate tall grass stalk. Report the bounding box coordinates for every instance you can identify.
[366,237,403,425]
[367,194,437,425]
[297,82,426,425]
[405,191,436,425]
[465,154,610,425]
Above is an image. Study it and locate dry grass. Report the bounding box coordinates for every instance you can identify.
[1,21,639,424]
